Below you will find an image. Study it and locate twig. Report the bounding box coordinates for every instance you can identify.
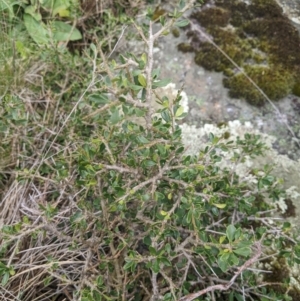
[177,241,262,301]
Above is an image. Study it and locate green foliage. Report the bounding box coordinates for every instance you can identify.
[2,0,82,45]
[0,1,300,301]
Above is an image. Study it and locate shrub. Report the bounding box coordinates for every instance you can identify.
[0,1,300,301]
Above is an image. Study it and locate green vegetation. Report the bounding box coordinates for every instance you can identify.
[177,42,194,52]
[223,65,295,105]
[191,7,230,27]
[1,1,300,301]
[194,28,253,72]
[181,0,300,106]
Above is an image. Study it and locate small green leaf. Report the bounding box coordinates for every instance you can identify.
[57,9,69,17]
[229,253,239,265]
[143,160,156,167]
[175,19,189,27]
[161,110,171,122]
[138,74,147,88]
[129,83,143,91]
[152,259,160,273]
[233,247,251,257]
[43,276,52,286]
[219,235,226,244]
[137,136,149,144]
[186,209,193,224]
[226,225,236,243]
[1,272,9,286]
[88,93,109,104]
[90,43,97,52]
[154,191,165,201]
[157,144,166,155]
[149,246,157,256]
[179,0,186,10]
[213,203,226,209]
[160,210,168,216]
[159,15,166,26]
[165,243,171,253]
[159,257,171,267]
[218,257,229,272]
[134,108,145,117]
[141,53,147,64]
[97,275,104,287]
[109,109,121,125]
[142,194,150,201]
[234,293,245,301]
[208,132,214,142]
[123,260,136,272]
[152,78,171,88]
[175,106,184,117]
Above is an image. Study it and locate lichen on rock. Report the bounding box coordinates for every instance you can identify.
[180,120,300,221]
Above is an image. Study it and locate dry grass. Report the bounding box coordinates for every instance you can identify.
[0,1,147,299]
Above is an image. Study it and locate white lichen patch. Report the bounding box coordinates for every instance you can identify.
[180,120,300,219]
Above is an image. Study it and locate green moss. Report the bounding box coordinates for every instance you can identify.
[191,7,230,27]
[195,42,227,71]
[223,68,234,77]
[249,0,283,18]
[194,28,252,72]
[243,18,300,67]
[217,122,228,128]
[177,42,194,53]
[263,257,300,301]
[292,82,300,97]
[223,65,294,106]
[223,131,230,139]
[281,199,296,218]
[187,0,300,105]
[151,6,167,21]
[251,52,267,64]
[171,27,180,38]
[215,0,252,26]
[264,257,290,283]
[208,27,237,45]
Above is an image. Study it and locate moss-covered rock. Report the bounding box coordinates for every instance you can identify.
[249,0,283,18]
[195,42,226,71]
[191,7,231,27]
[223,65,295,106]
[194,28,253,72]
[215,0,253,26]
[184,0,300,104]
[243,18,300,68]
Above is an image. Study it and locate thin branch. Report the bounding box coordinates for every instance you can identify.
[177,241,262,301]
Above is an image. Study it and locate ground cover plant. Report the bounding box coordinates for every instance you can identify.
[1,0,300,300]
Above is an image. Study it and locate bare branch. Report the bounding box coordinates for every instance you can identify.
[177,241,262,301]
